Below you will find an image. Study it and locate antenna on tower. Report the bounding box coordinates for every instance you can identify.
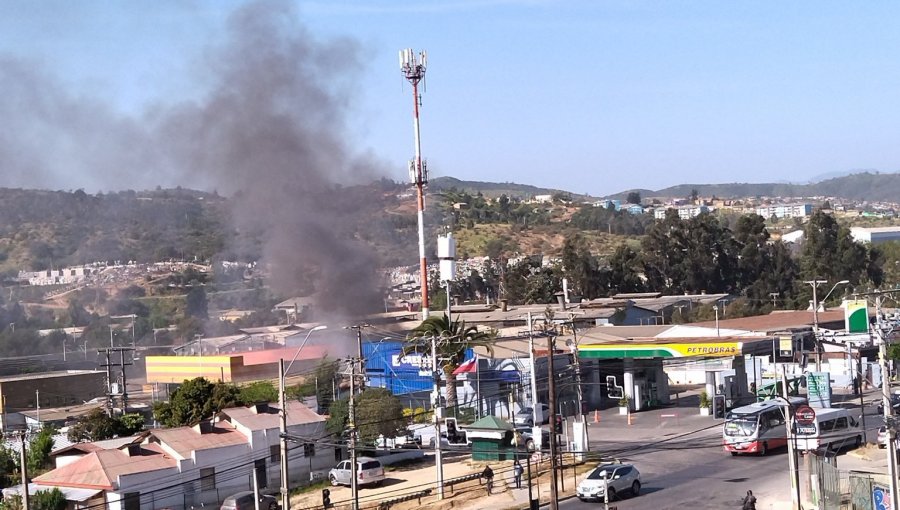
[399,48,431,321]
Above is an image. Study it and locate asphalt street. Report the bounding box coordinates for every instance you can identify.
[539,389,885,510]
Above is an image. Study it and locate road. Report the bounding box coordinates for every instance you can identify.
[556,427,790,509]
[540,391,884,510]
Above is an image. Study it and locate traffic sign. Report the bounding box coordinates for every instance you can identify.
[795,405,816,425]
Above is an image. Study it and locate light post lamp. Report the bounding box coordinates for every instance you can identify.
[805,279,849,372]
[714,305,720,337]
[279,325,327,510]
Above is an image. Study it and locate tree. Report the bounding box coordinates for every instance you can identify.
[153,378,241,427]
[27,428,56,475]
[607,244,644,294]
[404,314,495,409]
[238,381,278,404]
[560,234,605,299]
[326,388,406,443]
[68,409,120,442]
[0,488,66,510]
[626,191,641,205]
[185,286,209,319]
[0,444,17,488]
[67,410,145,442]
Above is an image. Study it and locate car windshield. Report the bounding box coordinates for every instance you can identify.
[517,408,532,415]
[360,461,380,470]
[586,466,615,480]
[724,417,757,437]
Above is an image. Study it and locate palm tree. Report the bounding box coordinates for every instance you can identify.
[403,313,496,410]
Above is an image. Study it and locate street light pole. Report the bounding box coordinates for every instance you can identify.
[279,325,327,510]
[805,279,849,372]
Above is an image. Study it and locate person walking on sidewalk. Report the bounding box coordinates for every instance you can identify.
[482,465,495,495]
[741,490,757,510]
[513,460,523,489]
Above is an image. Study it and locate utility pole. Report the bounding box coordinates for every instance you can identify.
[547,333,559,510]
[349,358,360,510]
[527,313,541,429]
[278,359,289,510]
[345,324,369,393]
[781,368,801,510]
[431,335,445,499]
[875,293,900,510]
[569,315,589,455]
[35,390,39,427]
[18,431,29,509]
[809,279,823,371]
[399,48,430,321]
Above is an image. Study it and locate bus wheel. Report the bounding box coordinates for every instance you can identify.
[855,436,862,449]
[759,442,768,456]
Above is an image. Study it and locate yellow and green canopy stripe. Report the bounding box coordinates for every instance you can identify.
[579,342,742,359]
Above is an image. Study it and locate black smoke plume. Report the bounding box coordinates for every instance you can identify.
[0,1,386,317]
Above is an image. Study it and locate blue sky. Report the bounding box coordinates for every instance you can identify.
[1,1,899,196]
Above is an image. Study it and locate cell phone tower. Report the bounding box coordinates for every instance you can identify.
[400,48,430,320]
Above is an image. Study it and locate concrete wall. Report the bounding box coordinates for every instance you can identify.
[0,371,105,414]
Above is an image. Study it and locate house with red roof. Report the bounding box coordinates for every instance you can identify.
[16,401,331,510]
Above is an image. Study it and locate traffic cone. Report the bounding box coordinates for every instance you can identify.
[593,410,600,424]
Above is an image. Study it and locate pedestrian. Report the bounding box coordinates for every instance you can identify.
[513,460,524,489]
[741,489,757,510]
[482,465,494,495]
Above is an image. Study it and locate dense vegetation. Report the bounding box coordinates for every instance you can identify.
[431,209,885,317]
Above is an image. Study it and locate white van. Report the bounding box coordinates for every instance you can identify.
[793,407,863,452]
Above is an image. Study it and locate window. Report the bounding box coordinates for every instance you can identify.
[123,492,140,510]
[615,467,632,477]
[835,417,848,429]
[360,461,381,471]
[270,445,280,462]
[200,467,216,491]
[819,419,836,433]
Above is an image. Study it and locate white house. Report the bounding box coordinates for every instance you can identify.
[28,401,333,510]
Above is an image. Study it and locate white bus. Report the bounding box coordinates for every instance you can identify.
[723,397,805,456]
[793,407,863,452]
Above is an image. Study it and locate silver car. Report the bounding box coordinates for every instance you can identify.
[220,491,278,510]
[576,463,642,502]
[513,404,550,427]
[329,457,385,487]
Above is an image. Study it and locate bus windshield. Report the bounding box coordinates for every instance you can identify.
[724,417,757,437]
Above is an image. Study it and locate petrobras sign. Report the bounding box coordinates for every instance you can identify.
[844,299,869,334]
[391,353,432,377]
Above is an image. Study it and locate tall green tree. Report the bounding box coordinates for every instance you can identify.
[560,234,605,299]
[607,244,644,294]
[404,314,495,409]
[153,377,241,427]
[326,388,406,443]
[641,209,690,292]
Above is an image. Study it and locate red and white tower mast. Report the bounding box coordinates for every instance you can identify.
[400,48,430,320]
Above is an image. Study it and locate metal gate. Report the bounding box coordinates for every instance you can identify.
[810,455,844,510]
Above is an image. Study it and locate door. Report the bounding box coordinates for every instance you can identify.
[255,458,267,488]
[337,461,350,485]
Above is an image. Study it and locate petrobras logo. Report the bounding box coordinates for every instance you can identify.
[683,345,738,355]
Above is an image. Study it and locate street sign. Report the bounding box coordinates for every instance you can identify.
[795,405,816,425]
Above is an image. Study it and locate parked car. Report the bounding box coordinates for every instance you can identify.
[329,457,385,487]
[877,394,900,415]
[220,491,278,510]
[513,404,550,427]
[576,463,642,502]
[513,426,550,452]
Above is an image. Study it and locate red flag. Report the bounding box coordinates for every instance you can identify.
[452,357,477,375]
